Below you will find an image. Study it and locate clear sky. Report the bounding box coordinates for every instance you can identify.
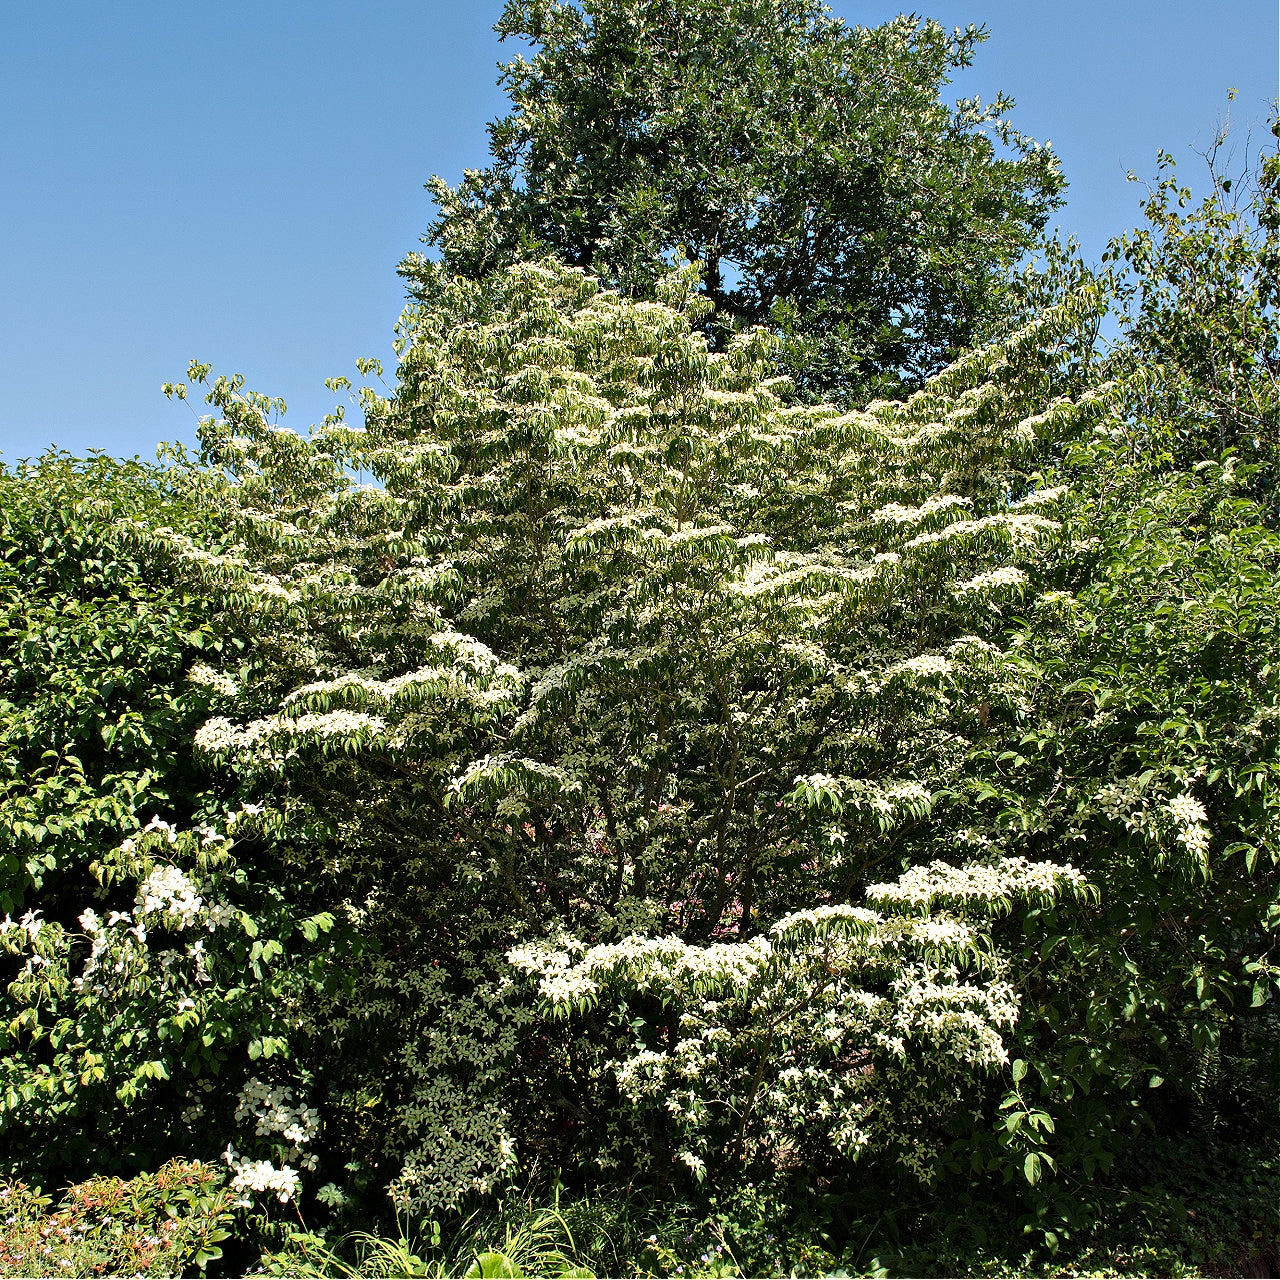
[1,1,1276,461]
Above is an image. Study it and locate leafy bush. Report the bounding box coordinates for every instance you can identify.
[0,454,351,1206]
[0,1159,233,1277]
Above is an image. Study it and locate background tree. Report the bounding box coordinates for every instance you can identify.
[415,0,1064,405]
[1103,119,1279,508]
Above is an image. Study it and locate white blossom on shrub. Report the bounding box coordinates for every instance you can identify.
[222,1145,301,1204]
[137,866,203,928]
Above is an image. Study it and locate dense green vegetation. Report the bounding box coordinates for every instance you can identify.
[417,0,1064,405]
[1,3,1277,1275]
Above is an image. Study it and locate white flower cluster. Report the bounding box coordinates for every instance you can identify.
[222,1145,301,1204]
[953,566,1027,595]
[283,668,441,706]
[509,932,777,1005]
[188,662,240,697]
[892,654,951,679]
[1095,782,1141,826]
[769,904,882,937]
[194,709,386,759]
[530,853,1053,1175]
[1035,589,1078,610]
[871,494,972,525]
[0,910,43,943]
[888,781,930,806]
[451,753,585,807]
[947,635,1004,659]
[903,511,1060,551]
[661,523,735,547]
[910,918,975,949]
[225,802,264,832]
[885,966,1020,1069]
[281,645,523,718]
[204,902,237,931]
[729,554,885,600]
[1009,410,1051,442]
[1096,785,1211,864]
[429,628,523,685]
[789,775,932,826]
[1167,793,1207,825]
[1010,485,1068,508]
[235,1076,320,1164]
[866,856,1086,910]
[76,908,115,981]
[513,856,1085,1019]
[66,905,155,994]
[142,814,179,843]
[137,866,203,928]
[1167,793,1211,861]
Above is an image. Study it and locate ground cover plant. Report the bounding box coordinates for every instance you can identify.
[1,2,1277,1275]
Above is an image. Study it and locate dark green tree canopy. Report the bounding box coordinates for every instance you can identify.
[412,0,1065,404]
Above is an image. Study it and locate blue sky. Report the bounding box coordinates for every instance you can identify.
[2,1,1276,461]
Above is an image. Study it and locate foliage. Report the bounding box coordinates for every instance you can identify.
[976,445,1280,1194]
[0,455,348,1204]
[416,0,1063,404]
[1104,116,1279,495]
[266,1202,596,1278]
[846,1134,1280,1277]
[508,859,1083,1181]
[0,452,215,920]
[951,125,1280,1209]
[0,1159,234,1277]
[0,453,224,1179]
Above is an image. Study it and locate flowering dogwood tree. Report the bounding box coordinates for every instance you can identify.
[2,126,1277,1271]
[96,258,1105,1210]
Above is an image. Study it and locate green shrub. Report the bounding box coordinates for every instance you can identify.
[0,1159,233,1277]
